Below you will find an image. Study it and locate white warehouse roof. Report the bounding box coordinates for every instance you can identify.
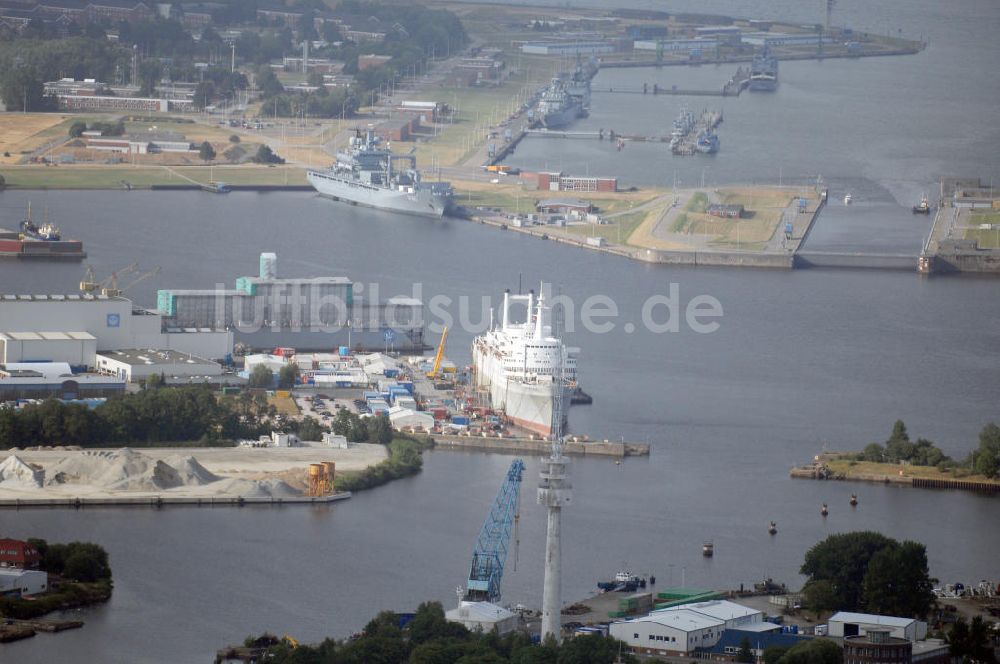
[621,609,725,632]
[445,601,514,624]
[829,612,917,628]
[665,600,762,622]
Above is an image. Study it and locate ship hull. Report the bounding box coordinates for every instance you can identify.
[541,103,583,130]
[748,78,778,91]
[472,343,570,437]
[307,170,450,218]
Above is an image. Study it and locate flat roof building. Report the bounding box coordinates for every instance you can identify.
[0,361,125,400]
[96,348,222,383]
[0,568,48,597]
[828,612,928,643]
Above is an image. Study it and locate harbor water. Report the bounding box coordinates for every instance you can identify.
[1,0,999,661]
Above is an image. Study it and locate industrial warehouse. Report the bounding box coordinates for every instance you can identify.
[157,252,426,351]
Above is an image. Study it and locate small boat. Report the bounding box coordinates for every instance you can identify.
[703,541,714,557]
[850,494,858,506]
[614,570,634,584]
[821,503,829,517]
[844,193,853,205]
[912,194,931,214]
[768,521,778,535]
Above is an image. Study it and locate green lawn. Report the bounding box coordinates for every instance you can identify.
[965,228,1000,249]
[0,164,308,189]
[561,210,648,245]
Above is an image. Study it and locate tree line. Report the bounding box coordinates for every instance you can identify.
[230,600,641,664]
[858,420,1000,478]
[0,385,278,448]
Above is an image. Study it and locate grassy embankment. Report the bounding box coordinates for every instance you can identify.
[0,579,112,620]
[669,189,798,251]
[0,163,307,188]
[965,211,1000,249]
[823,454,1000,486]
[334,436,433,493]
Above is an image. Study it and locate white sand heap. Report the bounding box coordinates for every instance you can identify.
[40,448,222,492]
[0,455,43,487]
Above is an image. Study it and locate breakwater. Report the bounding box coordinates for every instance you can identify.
[433,435,649,458]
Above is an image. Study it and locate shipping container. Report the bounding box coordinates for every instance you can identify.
[0,240,24,253]
[452,416,470,425]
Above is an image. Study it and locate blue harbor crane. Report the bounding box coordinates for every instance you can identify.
[464,459,525,604]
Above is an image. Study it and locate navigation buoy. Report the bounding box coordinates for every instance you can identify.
[768,521,778,535]
[821,503,829,517]
[850,494,858,507]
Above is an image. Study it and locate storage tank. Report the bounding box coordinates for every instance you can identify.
[259,252,278,279]
[322,461,336,493]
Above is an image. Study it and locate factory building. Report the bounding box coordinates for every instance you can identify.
[828,612,928,643]
[96,349,222,382]
[610,609,725,656]
[0,331,96,367]
[537,172,617,193]
[611,600,764,657]
[634,38,719,53]
[0,362,125,400]
[157,254,426,351]
[520,41,616,56]
[0,292,232,378]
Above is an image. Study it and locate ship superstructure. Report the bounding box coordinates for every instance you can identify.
[472,286,577,436]
[749,47,779,91]
[307,126,453,217]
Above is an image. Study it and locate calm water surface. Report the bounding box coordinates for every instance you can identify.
[1,0,999,660]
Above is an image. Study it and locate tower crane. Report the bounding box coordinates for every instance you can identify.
[464,458,525,604]
[103,266,160,297]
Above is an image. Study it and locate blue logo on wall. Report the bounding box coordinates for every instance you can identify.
[106,313,121,328]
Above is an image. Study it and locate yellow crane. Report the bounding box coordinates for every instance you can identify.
[80,262,137,293]
[102,266,160,297]
[426,326,449,379]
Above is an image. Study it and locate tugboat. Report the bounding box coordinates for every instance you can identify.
[768,521,778,535]
[821,503,829,517]
[912,194,931,214]
[702,541,714,557]
[850,494,858,507]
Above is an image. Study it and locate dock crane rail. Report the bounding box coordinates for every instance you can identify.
[464,458,525,604]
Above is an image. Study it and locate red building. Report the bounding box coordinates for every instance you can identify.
[0,538,42,569]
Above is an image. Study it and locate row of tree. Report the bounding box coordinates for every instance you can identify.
[859,420,1000,478]
[800,531,935,618]
[237,601,641,664]
[0,385,278,448]
[26,539,111,583]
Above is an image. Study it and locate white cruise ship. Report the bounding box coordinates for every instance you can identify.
[472,285,577,437]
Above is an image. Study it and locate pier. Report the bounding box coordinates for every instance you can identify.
[590,66,750,98]
[432,435,649,458]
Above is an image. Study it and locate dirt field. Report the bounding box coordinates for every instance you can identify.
[0,114,73,164]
